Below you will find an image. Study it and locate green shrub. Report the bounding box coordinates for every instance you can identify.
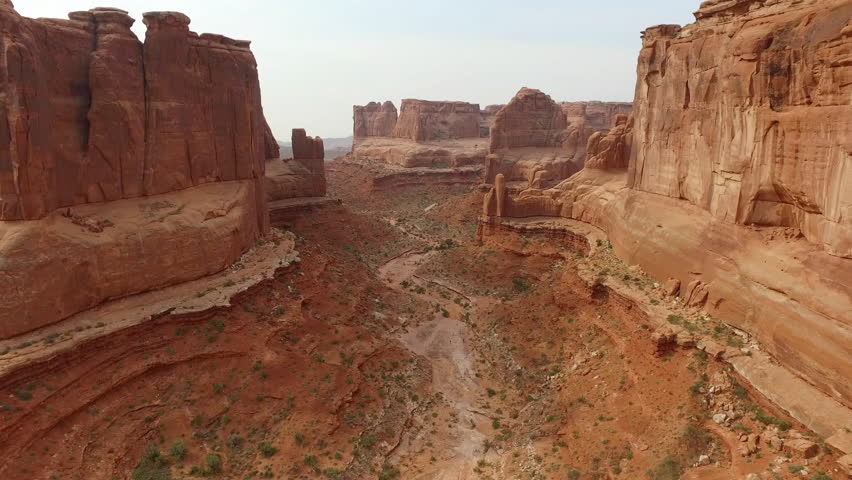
[132,446,172,480]
[169,441,187,460]
[647,456,682,480]
[258,442,277,458]
[205,453,221,474]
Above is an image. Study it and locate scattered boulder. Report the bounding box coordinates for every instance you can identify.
[663,278,681,297]
[784,438,819,459]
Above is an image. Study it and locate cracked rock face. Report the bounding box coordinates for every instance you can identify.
[629,0,852,258]
[0,5,278,227]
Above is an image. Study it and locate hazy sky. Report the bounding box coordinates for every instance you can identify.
[18,1,695,139]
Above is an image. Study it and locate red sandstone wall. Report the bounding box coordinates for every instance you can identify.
[0,5,274,233]
[489,88,569,151]
[629,0,852,258]
[353,101,398,139]
[392,99,482,142]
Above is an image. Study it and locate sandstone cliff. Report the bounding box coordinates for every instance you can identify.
[353,101,398,139]
[0,6,274,231]
[490,88,569,151]
[630,0,852,258]
[351,99,490,169]
[0,4,277,338]
[481,0,852,423]
[392,100,482,141]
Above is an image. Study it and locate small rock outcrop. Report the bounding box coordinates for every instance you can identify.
[265,128,327,202]
[585,115,634,170]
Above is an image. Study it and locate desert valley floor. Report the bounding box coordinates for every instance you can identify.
[1,159,846,480]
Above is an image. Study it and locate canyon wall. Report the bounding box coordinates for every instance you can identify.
[0,4,278,338]
[482,0,852,419]
[629,0,852,258]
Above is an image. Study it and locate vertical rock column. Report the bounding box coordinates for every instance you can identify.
[85,7,146,201]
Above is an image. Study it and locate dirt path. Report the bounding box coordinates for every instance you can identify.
[378,244,496,478]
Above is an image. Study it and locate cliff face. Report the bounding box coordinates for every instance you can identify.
[353,101,398,139]
[392,100,482,141]
[0,6,274,232]
[489,88,568,151]
[0,4,277,338]
[351,99,490,169]
[629,0,852,258]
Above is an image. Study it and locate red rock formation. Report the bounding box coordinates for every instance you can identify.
[0,4,276,338]
[629,0,852,258]
[0,6,273,230]
[489,88,568,151]
[263,121,281,160]
[482,0,852,423]
[265,128,327,202]
[585,115,634,170]
[561,102,633,162]
[485,90,633,186]
[292,128,324,161]
[392,100,481,141]
[480,104,503,138]
[351,99,489,169]
[353,101,398,138]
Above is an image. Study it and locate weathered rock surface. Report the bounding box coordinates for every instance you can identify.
[0,6,273,228]
[630,0,852,258]
[481,0,852,422]
[266,128,327,201]
[353,101,398,138]
[393,100,481,141]
[0,5,276,337]
[0,180,264,339]
[490,88,569,151]
[352,99,490,168]
[585,115,634,170]
[562,102,633,163]
[485,89,633,186]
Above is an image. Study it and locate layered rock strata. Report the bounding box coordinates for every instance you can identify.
[481,0,852,425]
[353,101,398,139]
[351,99,489,168]
[630,0,852,258]
[0,4,277,337]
